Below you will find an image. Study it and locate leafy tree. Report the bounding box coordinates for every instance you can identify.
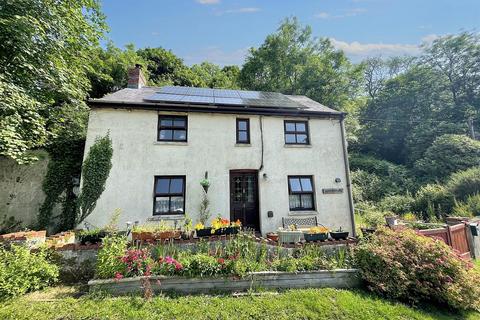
[88,43,147,98]
[191,62,239,88]
[413,184,455,220]
[0,0,106,162]
[423,32,480,121]
[446,167,480,201]
[415,134,480,181]
[137,47,190,86]
[239,17,363,109]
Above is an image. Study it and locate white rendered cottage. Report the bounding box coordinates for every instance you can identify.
[81,65,355,236]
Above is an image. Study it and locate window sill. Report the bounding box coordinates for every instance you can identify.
[288,211,318,216]
[154,141,188,146]
[235,143,251,147]
[284,144,312,148]
[148,215,185,221]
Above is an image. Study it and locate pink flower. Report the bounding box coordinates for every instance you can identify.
[114,272,124,280]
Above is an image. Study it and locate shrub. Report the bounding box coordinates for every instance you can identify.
[180,254,224,277]
[355,228,480,310]
[355,203,387,228]
[0,245,59,299]
[413,184,455,220]
[414,134,480,182]
[446,167,480,201]
[95,235,128,279]
[453,194,480,217]
[378,194,415,215]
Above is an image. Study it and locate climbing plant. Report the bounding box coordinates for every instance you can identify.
[38,138,85,232]
[76,134,113,224]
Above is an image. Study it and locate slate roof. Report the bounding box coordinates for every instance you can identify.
[89,86,342,117]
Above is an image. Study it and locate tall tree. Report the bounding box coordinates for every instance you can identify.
[0,0,106,162]
[239,17,363,109]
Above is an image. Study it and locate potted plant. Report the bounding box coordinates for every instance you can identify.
[330,227,349,240]
[266,232,279,242]
[78,229,108,245]
[303,225,329,242]
[278,225,304,244]
[181,215,194,240]
[211,217,231,235]
[200,178,210,193]
[195,222,212,237]
[225,219,242,235]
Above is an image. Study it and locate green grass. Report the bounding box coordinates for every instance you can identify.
[0,286,477,320]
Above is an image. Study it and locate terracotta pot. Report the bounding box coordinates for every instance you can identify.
[267,233,279,242]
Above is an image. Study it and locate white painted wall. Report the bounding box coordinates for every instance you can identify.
[81,108,354,235]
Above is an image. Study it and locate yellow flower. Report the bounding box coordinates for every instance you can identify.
[194,222,205,230]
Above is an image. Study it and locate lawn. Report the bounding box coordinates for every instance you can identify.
[0,286,477,320]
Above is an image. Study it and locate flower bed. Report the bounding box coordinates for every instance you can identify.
[88,269,360,295]
[93,232,355,292]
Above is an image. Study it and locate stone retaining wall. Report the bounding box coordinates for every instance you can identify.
[88,269,360,295]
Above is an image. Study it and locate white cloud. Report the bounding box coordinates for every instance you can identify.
[196,0,220,4]
[315,8,366,19]
[314,12,330,19]
[184,46,249,66]
[330,38,421,61]
[215,7,261,15]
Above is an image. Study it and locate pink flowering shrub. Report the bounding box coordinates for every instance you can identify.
[355,227,480,310]
[152,256,184,275]
[117,249,153,278]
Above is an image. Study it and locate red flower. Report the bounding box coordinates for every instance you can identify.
[114,272,123,280]
[218,258,225,264]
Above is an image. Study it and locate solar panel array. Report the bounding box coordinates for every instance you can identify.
[144,86,305,109]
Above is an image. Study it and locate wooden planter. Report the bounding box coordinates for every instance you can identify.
[278,230,303,244]
[88,269,361,296]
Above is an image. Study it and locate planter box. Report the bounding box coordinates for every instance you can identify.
[330,231,349,241]
[88,269,360,296]
[196,228,213,237]
[278,230,303,244]
[304,233,328,242]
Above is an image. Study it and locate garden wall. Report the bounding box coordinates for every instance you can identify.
[0,150,58,228]
[88,269,360,295]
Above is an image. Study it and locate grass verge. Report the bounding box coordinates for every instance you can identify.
[0,287,478,320]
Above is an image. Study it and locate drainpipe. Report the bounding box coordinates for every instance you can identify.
[258,116,264,172]
[339,114,356,237]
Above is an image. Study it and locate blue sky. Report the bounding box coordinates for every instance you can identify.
[101,0,479,65]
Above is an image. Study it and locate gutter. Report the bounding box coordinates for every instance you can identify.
[88,100,345,119]
[339,115,356,237]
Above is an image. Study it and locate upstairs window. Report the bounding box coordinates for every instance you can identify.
[158,116,187,142]
[236,118,250,144]
[288,176,315,211]
[153,176,185,215]
[284,120,309,145]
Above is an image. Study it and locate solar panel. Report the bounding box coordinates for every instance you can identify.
[144,86,306,109]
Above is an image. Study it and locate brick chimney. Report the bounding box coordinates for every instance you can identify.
[127,64,146,89]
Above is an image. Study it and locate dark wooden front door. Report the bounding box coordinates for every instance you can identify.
[230,170,260,230]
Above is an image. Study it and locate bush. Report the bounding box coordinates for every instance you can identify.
[0,245,59,299]
[355,228,480,310]
[453,194,480,217]
[350,153,416,196]
[378,194,415,215]
[446,167,480,201]
[413,184,455,220]
[95,235,128,279]
[415,134,480,182]
[355,203,388,228]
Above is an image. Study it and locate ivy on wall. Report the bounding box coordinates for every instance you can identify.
[76,134,113,224]
[38,138,85,232]
[38,134,113,232]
